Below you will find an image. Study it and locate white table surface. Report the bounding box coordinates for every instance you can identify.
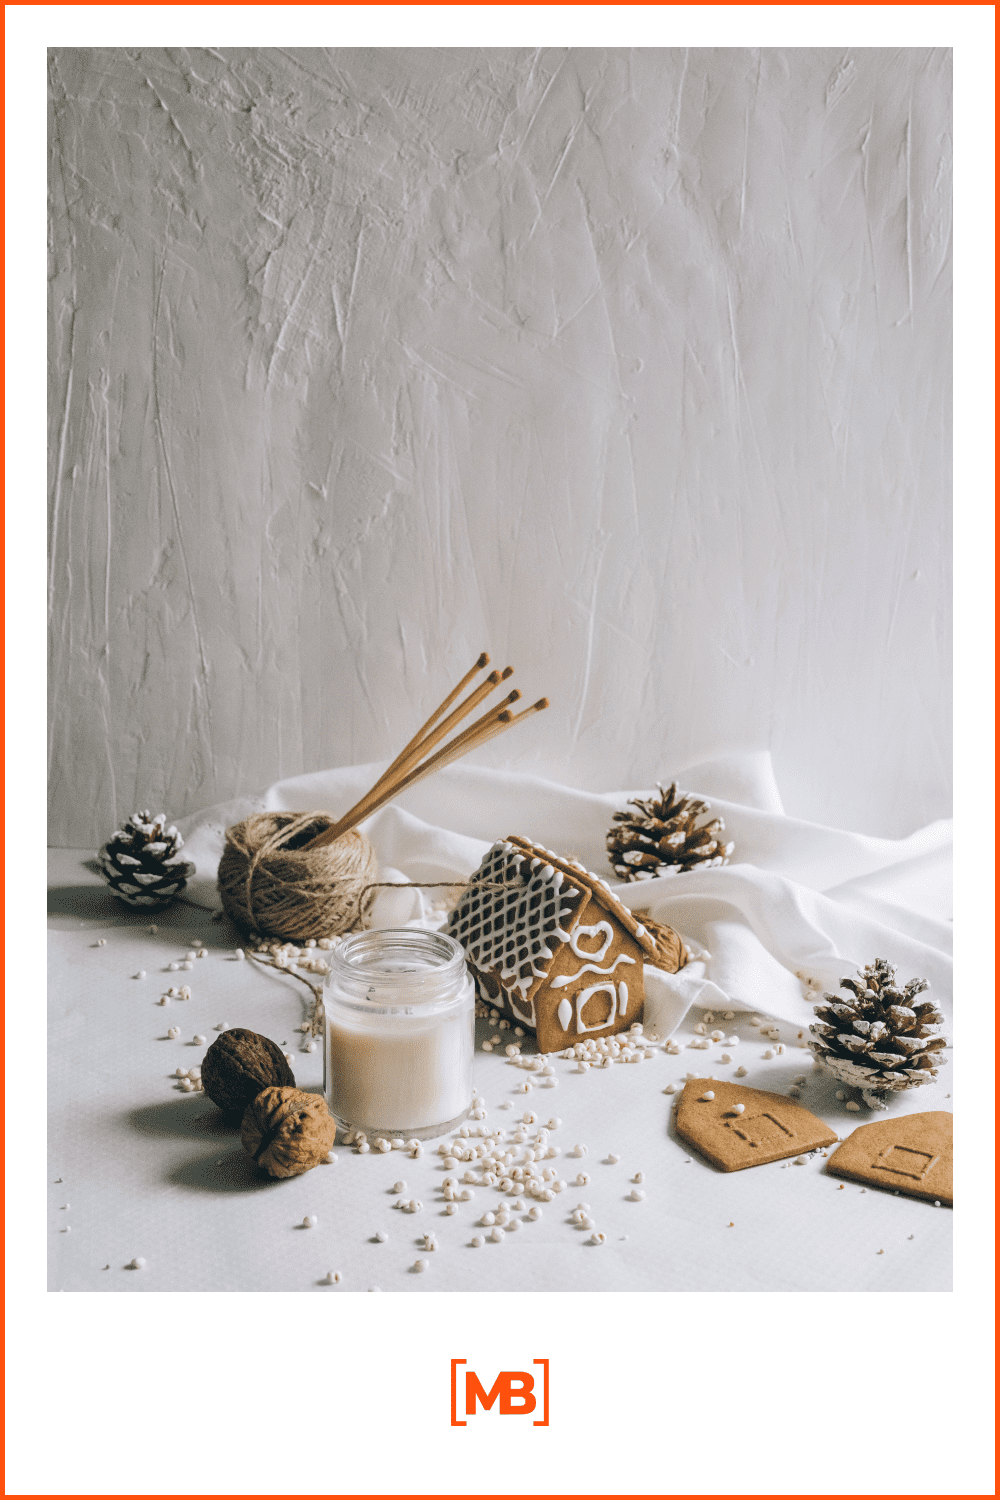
[48,849,952,1295]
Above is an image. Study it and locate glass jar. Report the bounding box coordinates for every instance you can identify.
[324,928,475,1140]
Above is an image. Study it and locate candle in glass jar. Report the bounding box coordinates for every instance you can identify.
[324,929,474,1139]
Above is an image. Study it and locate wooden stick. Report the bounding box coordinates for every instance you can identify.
[301,660,500,851]
[320,696,549,840]
[306,689,522,849]
[375,651,490,789]
[378,665,513,789]
[309,690,530,847]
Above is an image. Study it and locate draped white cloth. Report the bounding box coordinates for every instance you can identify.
[178,751,952,1034]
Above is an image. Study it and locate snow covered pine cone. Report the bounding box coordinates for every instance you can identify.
[98,811,196,910]
[808,958,947,1109]
[607,782,734,880]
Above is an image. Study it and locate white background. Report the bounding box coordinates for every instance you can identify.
[46,21,953,846]
[16,4,993,1497]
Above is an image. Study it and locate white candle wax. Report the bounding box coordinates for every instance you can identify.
[327,1005,472,1132]
[324,929,474,1139]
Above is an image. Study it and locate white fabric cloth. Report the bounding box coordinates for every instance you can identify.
[178,752,952,1035]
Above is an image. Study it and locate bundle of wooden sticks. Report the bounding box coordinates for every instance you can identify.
[303,654,548,851]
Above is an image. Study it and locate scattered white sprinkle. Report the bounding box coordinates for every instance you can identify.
[489,1226,505,1243]
[324,1152,338,1164]
[134,970,146,980]
[234,948,245,960]
[629,1188,646,1202]
[180,961,193,971]
[166,1026,180,1039]
[471,1236,484,1247]
[794,1156,808,1165]
[631,1171,644,1184]
[321,1271,342,1284]
[846,1102,861,1112]
[734,1066,748,1077]
[302,1215,317,1228]
[413,1258,429,1272]
[606,1153,620,1164]
[192,1035,206,1046]
[699,1090,715,1101]
[127,1257,145,1269]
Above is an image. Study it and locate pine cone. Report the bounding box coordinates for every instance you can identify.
[808,958,947,1109]
[97,810,195,910]
[607,782,734,880]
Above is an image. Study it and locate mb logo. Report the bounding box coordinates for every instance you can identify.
[451,1358,549,1426]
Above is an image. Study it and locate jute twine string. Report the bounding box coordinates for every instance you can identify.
[217,811,379,942]
[239,878,683,1040]
[242,879,517,1037]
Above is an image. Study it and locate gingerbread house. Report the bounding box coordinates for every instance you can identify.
[444,835,688,1054]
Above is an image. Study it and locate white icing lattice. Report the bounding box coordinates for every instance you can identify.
[445,839,581,1002]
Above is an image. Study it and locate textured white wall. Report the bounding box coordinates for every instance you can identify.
[47,46,951,847]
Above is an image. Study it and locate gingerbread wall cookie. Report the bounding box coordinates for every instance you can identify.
[825,1111,952,1205]
[674,1079,838,1171]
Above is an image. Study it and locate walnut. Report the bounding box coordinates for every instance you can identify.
[201,1028,295,1116]
[241,1087,337,1178]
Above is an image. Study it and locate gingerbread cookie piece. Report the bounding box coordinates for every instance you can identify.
[675,1079,838,1171]
[825,1111,952,1205]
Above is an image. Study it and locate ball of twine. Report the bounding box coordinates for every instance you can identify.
[217,811,379,942]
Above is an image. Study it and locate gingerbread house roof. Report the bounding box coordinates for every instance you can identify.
[445,835,673,1003]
